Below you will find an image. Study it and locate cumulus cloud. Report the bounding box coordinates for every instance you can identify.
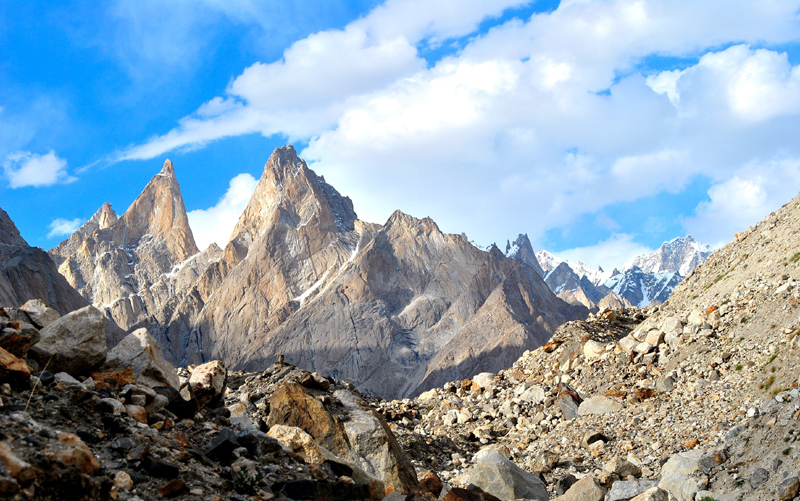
[188,173,258,250]
[3,151,76,188]
[683,159,800,248]
[47,218,83,238]
[557,233,654,271]
[117,0,800,260]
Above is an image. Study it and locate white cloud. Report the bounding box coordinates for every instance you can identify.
[3,151,76,188]
[683,159,800,248]
[557,234,654,271]
[188,173,258,250]
[116,0,800,257]
[47,218,82,238]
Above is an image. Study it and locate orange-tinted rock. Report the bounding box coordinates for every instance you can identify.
[419,470,443,497]
[267,383,350,458]
[0,346,31,388]
[442,487,502,501]
[57,434,100,475]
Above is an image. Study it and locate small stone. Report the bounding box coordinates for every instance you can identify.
[56,433,100,475]
[0,441,39,484]
[114,471,133,490]
[750,467,769,489]
[158,479,188,497]
[778,476,800,500]
[557,476,606,501]
[630,487,668,501]
[125,404,148,424]
[419,470,443,497]
[684,439,699,448]
[141,455,180,479]
[604,456,642,478]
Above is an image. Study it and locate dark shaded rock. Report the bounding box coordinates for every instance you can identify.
[236,428,282,457]
[33,370,54,387]
[140,456,180,479]
[441,487,502,501]
[158,479,188,497]
[750,468,769,489]
[206,427,240,465]
[556,474,577,495]
[154,385,199,419]
[110,438,133,454]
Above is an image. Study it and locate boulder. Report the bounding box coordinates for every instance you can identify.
[268,383,350,457]
[618,337,638,355]
[604,456,642,478]
[28,305,107,376]
[554,476,606,501]
[0,346,32,389]
[102,328,179,389]
[658,450,704,501]
[578,396,623,416]
[460,449,548,501]
[0,322,39,357]
[687,310,705,325]
[661,316,682,334]
[471,373,495,389]
[630,487,668,501]
[518,384,546,404]
[418,470,443,497]
[584,340,607,359]
[645,330,664,346]
[19,299,60,329]
[189,360,227,407]
[605,480,657,501]
[333,389,420,494]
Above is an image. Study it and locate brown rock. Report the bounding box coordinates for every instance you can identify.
[267,383,350,457]
[0,441,39,484]
[89,367,137,390]
[0,346,31,388]
[158,479,188,497]
[56,433,100,475]
[125,404,148,424]
[114,471,133,491]
[684,439,699,448]
[419,470,443,497]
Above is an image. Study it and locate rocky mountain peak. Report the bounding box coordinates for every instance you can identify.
[0,208,27,248]
[227,146,357,254]
[505,234,544,276]
[160,158,175,177]
[94,202,117,229]
[119,161,197,253]
[623,234,712,277]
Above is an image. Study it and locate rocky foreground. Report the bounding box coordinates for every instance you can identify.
[4,194,800,500]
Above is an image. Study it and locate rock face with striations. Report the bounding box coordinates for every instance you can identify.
[172,146,585,398]
[0,208,88,315]
[49,160,215,352]
[51,147,585,399]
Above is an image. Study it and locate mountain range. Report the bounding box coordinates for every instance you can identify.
[504,234,712,310]
[45,147,586,398]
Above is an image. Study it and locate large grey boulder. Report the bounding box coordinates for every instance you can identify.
[658,450,705,501]
[605,480,658,501]
[461,449,548,501]
[103,328,179,388]
[19,299,60,329]
[28,305,106,375]
[333,389,420,494]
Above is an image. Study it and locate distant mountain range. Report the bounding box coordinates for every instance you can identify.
[504,234,712,310]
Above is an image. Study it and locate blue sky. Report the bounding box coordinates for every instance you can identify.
[3,1,800,270]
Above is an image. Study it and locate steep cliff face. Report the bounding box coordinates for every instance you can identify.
[50,147,586,398]
[178,147,585,398]
[49,160,203,346]
[0,208,88,315]
[504,234,545,277]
